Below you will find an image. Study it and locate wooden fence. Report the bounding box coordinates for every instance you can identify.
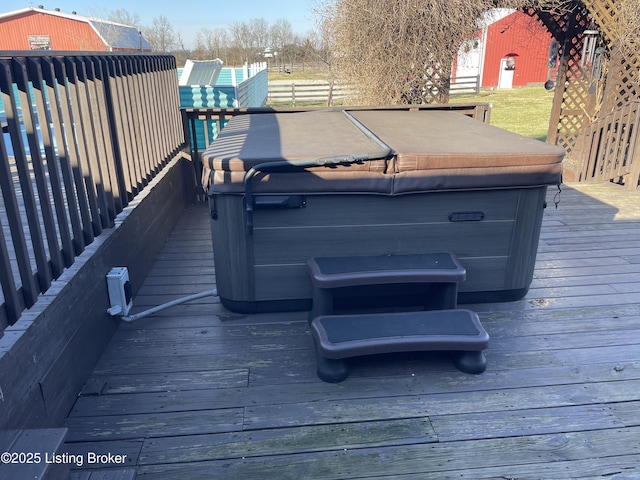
[449,75,481,96]
[0,51,185,333]
[579,100,640,188]
[267,76,480,106]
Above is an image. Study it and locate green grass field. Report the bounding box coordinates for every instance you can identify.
[268,67,328,82]
[449,86,555,141]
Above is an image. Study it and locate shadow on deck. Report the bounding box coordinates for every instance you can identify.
[60,182,640,478]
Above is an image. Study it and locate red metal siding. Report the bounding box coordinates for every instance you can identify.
[0,11,107,51]
[482,11,552,87]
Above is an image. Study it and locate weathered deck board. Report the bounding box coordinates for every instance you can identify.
[65,409,245,442]
[133,427,640,479]
[137,417,437,465]
[61,182,640,479]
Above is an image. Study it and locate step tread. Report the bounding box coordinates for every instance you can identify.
[312,309,489,359]
[307,252,466,288]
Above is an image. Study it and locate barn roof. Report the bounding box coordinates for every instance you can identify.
[91,19,151,50]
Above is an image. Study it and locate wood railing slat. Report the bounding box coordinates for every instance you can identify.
[0,52,187,329]
[579,100,640,188]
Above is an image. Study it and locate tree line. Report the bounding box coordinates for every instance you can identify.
[106,9,323,68]
[190,18,324,68]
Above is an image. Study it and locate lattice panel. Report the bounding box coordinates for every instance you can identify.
[536,8,594,157]
[584,0,621,42]
[539,1,640,185]
[584,0,640,114]
[554,75,592,155]
[600,49,640,113]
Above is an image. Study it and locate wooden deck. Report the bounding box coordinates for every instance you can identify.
[62,182,640,479]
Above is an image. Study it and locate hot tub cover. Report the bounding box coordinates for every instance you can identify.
[201,109,564,195]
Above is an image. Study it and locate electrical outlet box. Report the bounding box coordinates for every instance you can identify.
[106,267,133,316]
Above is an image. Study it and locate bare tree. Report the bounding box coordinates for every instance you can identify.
[229,21,254,63]
[195,27,229,60]
[320,0,504,105]
[190,17,326,67]
[299,19,336,79]
[270,19,294,51]
[249,18,271,52]
[513,0,581,11]
[269,19,296,69]
[106,9,141,27]
[616,0,640,62]
[143,15,178,52]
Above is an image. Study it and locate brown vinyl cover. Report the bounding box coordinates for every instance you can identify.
[201,109,564,195]
[202,111,391,194]
[350,110,564,193]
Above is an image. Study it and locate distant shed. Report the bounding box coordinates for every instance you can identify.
[0,7,151,52]
[482,9,552,88]
[454,9,553,89]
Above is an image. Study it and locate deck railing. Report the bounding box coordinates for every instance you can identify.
[579,100,640,188]
[0,51,185,332]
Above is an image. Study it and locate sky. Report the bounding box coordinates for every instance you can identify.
[2,0,319,49]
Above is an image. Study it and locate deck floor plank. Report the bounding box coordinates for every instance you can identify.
[61,182,640,478]
[133,428,640,479]
[65,409,245,442]
[137,417,437,466]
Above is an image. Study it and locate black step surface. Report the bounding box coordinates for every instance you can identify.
[308,252,466,288]
[312,309,489,359]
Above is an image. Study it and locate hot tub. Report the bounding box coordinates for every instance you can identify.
[201,109,564,312]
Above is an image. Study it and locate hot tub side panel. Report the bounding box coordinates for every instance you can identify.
[208,195,255,303]
[505,186,548,290]
[209,186,547,312]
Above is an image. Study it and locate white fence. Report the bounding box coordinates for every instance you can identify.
[267,76,480,106]
[449,75,481,96]
[267,82,355,106]
[237,65,269,107]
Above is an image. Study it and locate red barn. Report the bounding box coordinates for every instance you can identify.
[455,9,553,89]
[0,7,151,52]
